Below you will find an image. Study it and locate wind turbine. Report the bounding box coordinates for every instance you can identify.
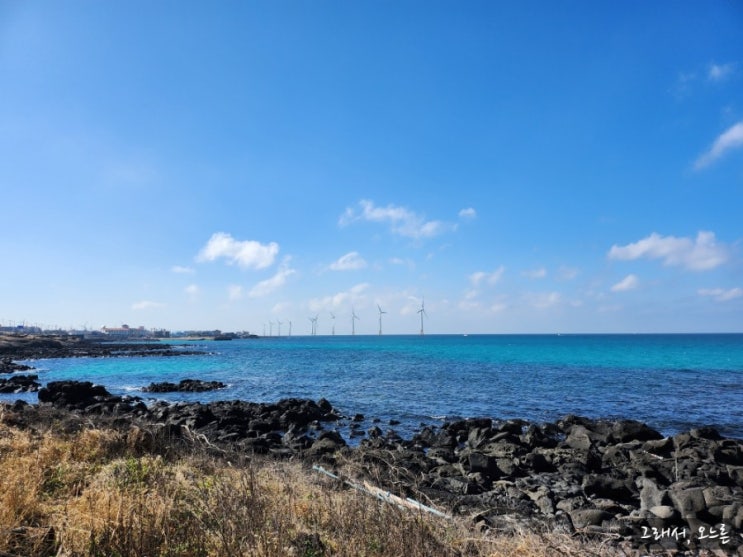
[377,304,387,335]
[418,297,427,335]
[276,320,282,337]
[329,312,336,335]
[268,320,274,337]
[351,308,359,335]
[288,321,292,337]
[309,315,318,336]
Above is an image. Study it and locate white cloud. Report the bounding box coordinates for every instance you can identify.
[608,231,729,271]
[196,232,279,269]
[171,265,195,274]
[132,300,164,311]
[308,283,370,312]
[458,300,480,311]
[695,120,743,169]
[708,62,735,82]
[228,284,243,301]
[389,257,415,270]
[522,267,547,279]
[698,287,743,302]
[557,266,580,281]
[185,284,200,301]
[459,207,477,220]
[469,266,505,287]
[611,274,639,292]
[249,260,296,298]
[672,71,697,98]
[339,199,454,239]
[528,292,562,309]
[329,251,367,271]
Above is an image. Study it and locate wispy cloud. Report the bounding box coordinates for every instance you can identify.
[672,71,697,98]
[389,257,415,271]
[132,300,164,311]
[611,274,639,292]
[522,267,547,279]
[708,62,736,82]
[557,266,580,281]
[469,266,505,287]
[608,231,729,271]
[329,251,367,271]
[694,120,743,169]
[171,265,195,274]
[339,199,455,239]
[527,291,562,309]
[249,259,295,298]
[698,287,743,302]
[197,232,279,269]
[185,284,200,301]
[228,284,243,301]
[458,207,477,220]
[308,283,370,312]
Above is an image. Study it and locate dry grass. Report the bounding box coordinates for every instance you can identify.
[0,414,620,557]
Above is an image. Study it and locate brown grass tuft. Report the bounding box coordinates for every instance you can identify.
[0,416,623,556]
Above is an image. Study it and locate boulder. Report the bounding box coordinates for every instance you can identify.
[568,508,613,529]
[0,374,40,393]
[0,359,34,374]
[38,380,113,409]
[143,379,226,392]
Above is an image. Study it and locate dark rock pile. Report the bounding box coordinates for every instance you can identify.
[37,380,149,415]
[143,379,227,392]
[349,415,743,554]
[34,381,345,458]
[0,374,40,393]
[1,359,34,374]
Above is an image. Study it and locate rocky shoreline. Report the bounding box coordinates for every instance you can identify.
[1,379,740,555]
[0,333,205,361]
[0,333,206,395]
[1,334,741,554]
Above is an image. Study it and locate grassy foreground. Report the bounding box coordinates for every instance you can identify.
[0,411,615,557]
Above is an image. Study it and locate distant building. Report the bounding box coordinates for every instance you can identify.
[101,324,151,339]
[0,325,42,334]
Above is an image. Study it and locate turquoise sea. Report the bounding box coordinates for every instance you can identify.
[5,334,743,439]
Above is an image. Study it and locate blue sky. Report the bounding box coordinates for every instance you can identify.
[1,1,742,334]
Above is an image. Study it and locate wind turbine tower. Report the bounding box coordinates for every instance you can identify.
[351,308,359,336]
[377,304,387,335]
[288,321,292,336]
[330,312,336,335]
[276,320,282,337]
[418,298,427,335]
[268,320,274,337]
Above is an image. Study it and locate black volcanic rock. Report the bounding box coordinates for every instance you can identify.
[0,374,40,393]
[1,359,34,374]
[38,380,112,407]
[143,379,226,393]
[37,380,146,416]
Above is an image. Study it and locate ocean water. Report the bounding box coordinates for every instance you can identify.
[5,334,743,440]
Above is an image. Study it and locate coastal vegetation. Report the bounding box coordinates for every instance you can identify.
[0,412,612,557]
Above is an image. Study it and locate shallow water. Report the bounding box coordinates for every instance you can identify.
[5,334,743,439]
